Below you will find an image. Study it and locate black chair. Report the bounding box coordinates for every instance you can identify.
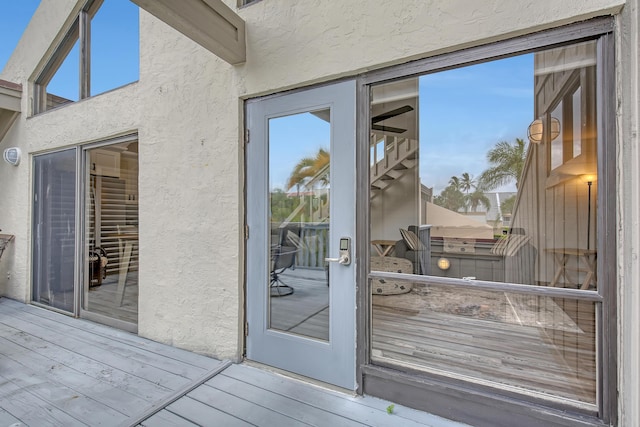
[270,245,297,297]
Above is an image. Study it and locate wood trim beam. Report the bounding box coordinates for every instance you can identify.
[131,0,246,65]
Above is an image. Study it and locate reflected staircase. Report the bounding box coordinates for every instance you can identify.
[370,133,418,199]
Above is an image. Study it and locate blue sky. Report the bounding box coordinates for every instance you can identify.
[421,54,533,193]
[0,1,40,72]
[0,0,139,99]
[269,54,533,194]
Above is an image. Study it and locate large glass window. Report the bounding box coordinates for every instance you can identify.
[369,40,601,409]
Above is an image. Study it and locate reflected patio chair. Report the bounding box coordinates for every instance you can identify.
[270,245,297,297]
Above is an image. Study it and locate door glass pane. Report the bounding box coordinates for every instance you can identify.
[369,40,598,406]
[83,141,139,325]
[268,110,330,341]
[32,149,77,312]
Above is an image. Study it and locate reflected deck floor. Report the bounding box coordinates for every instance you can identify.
[371,289,596,405]
[86,272,139,324]
[270,269,596,406]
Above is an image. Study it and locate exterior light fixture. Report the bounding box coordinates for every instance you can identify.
[437,257,451,271]
[3,147,21,166]
[527,117,561,143]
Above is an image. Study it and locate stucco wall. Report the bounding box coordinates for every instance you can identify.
[234,0,624,96]
[136,14,244,360]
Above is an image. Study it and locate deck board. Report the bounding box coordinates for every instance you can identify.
[0,376,88,427]
[0,335,144,419]
[0,322,173,402]
[0,304,208,388]
[0,407,23,426]
[205,374,365,427]
[0,298,467,427]
[0,298,227,427]
[218,364,453,427]
[140,410,199,426]
[7,299,216,370]
[188,384,310,426]
[164,396,254,426]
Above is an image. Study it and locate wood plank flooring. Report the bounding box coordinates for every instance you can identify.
[142,364,467,427]
[0,298,468,427]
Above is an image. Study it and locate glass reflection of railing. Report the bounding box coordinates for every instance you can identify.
[273,222,329,270]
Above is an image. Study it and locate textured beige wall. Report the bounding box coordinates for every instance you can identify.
[135,14,244,360]
[234,0,624,96]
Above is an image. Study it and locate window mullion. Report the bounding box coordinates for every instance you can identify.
[79,10,90,99]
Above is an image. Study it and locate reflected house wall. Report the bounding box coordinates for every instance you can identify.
[370,78,420,243]
[509,43,599,382]
[511,42,598,288]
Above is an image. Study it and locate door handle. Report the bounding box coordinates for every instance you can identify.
[325,237,351,265]
[325,255,350,265]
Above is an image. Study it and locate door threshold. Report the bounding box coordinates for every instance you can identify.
[243,359,358,396]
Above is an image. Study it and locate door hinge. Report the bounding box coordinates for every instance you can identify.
[245,321,249,336]
[244,224,249,240]
[244,129,250,144]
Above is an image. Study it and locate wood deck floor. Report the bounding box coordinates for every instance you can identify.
[0,298,467,427]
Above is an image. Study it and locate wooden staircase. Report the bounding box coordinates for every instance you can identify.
[370,133,418,198]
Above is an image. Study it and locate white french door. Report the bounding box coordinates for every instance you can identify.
[245,80,357,389]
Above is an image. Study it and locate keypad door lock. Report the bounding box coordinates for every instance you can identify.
[325,237,351,266]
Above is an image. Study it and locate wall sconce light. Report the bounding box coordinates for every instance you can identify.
[3,147,21,166]
[437,257,451,271]
[527,117,560,144]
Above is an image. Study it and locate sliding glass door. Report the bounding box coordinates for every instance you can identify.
[81,138,139,328]
[32,149,77,312]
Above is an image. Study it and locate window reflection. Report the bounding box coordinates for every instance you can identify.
[369,41,598,406]
[268,110,331,341]
[84,140,139,325]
